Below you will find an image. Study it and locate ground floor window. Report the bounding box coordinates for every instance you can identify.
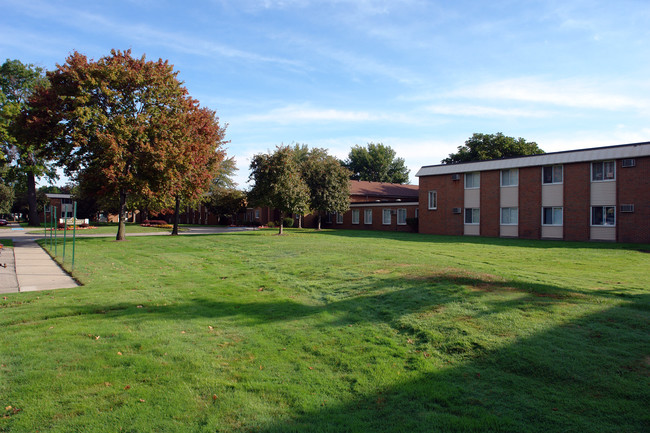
[382,209,391,225]
[397,208,407,225]
[326,213,332,224]
[542,207,563,225]
[336,212,344,224]
[364,209,372,224]
[500,207,518,225]
[591,206,615,226]
[351,209,360,224]
[465,208,480,224]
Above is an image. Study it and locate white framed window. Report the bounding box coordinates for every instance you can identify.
[254,210,260,219]
[542,165,563,184]
[428,190,437,210]
[500,207,518,225]
[397,208,407,225]
[464,208,480,224]
[501,169,518,187]
[351,209,360,224]
[364,209,372,224]
[382,209,391,225]
[542,207,563,226]
[336,212,344,224]
[465,172,480,189]
[592,161,615,182]
[326,212,332,224]
[591,206,615,226]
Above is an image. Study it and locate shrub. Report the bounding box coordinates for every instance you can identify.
[405,217,419,232]
[80,223,89,228]
[142,219,168,226]
[267,221,275,228]
[282,217,294,228]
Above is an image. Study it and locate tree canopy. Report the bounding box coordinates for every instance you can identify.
[30,49,227,240]
[343,142,410,184]
[442,133,544,164]
[248,146,310,234]
[0,59,53,225]
[301,147,350,230]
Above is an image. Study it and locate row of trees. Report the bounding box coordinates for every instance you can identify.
[249,145,350,234]
[1,51,228,240]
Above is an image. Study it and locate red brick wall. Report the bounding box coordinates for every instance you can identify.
[564,163,591,241]
[518,167,541,239]
[418,174,464,235]
[617,156,650,243]
[480,170,500,237]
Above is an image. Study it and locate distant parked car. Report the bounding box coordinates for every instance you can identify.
[0,219,7,226]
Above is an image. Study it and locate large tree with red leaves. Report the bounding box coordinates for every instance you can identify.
[29,49,227,240]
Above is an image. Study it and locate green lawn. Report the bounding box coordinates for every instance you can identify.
[1,230,648,432]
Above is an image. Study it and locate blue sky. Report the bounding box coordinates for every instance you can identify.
[3,0,650,187]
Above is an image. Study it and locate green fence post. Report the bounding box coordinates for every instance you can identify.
[62,213,68,263]
[72,202,77,271]
[54,207,58,257]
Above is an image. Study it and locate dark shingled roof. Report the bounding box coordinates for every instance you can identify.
[349,180,419,199]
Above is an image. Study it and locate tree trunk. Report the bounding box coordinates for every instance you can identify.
[116,188,127,241]
[27,171,40,227]
[172,195,180,236]
[278,211,284,235]
[298,214,302,229]
[317,214,322,230]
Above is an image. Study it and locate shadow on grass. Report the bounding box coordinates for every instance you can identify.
[310,228,650,252]
[9,271,648,432]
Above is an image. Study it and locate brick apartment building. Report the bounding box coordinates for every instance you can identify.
[416,141,650,243]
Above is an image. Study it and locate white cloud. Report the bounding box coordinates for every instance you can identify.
[448,77,649,112]
[425,104,553,118]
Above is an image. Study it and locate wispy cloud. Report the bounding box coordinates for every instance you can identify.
[425,104,553,118]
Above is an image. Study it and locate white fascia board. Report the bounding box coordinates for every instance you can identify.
[416,142,650,177]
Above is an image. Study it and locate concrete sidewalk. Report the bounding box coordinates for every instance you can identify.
[0,238,79,293]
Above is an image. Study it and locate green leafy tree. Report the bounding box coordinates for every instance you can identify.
[343,142,410,184]
[248,146,309,235]
[442,132,545,164]
[206,187,246,225]
[0,59,53,226]
[303,147,350,230]
[32,49,226,240]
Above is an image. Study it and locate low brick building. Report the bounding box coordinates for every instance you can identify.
[321,180,419,232]
[416,141,650,243]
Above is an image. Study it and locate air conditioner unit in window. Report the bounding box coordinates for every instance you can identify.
[452,208,462,214]
[622,158,636,167]
[620,204,635,213]
[451,174,461,181]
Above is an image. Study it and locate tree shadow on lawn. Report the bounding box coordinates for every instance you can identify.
[245,294,650,433]
[11,273,648,432]
[312,229,650,252]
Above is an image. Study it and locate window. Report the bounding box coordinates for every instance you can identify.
[364,209,372,224]
[415,208,419,219]
[500,207,518,225]
[397,208,407,225]
[543,165,563,184]
[336,212,344,224]
[464,208,480,224]
[542,207,563,225]
[254,210,260,219]
[382,209,391,225]
[351,209,360,224]
[427,190,437,209]
[465,172,480,189]
[592,161,615,181]
[501,169,518,187]
[326,213,332,224]
[592,206,615,226]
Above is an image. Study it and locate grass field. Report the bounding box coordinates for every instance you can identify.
[1,229,648,432]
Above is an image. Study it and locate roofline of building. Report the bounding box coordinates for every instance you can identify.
[350,201,419,207]
[416,141,650,177]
